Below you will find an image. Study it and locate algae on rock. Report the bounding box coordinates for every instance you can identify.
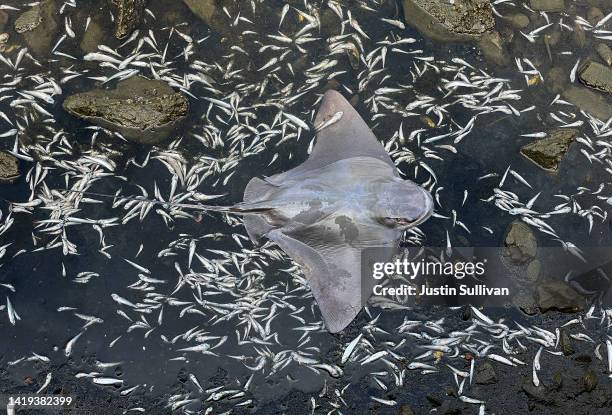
[63,76,189,145]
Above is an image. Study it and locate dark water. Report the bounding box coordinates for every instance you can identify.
[1,0,611,413]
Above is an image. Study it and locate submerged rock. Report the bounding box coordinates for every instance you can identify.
[398,404,416,415]
[587,7,604,26]
[0,32,8,52]
[505,13,530,29]
[474,361,497,384]
[63,76,189,145]
[438,400,461,414]
[426,394,443,407]
[578,61,612,94]
[0,152,19,183]
[536,279,584,312]
[184,0,215,22]
[526,259,540,281]
[520,129,577,172]
[183,0,232,37]
[562,86,612,120]
[522,380,555,404]
[0,10,7,31]
[559,329,574,355]
[111,0,145,39]
[80,19,104,53]
[402,0,494,42]
[582,370,598,392]
[477,30,510,66]
[573,22,586,48]
[503,221,537,264]
[596,43,612,67]
[14,1,58,57]
[513,290,538,315]
[529,0,564,12]
[14,7,42,33]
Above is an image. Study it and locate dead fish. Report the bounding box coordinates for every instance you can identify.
[64,331,85,357]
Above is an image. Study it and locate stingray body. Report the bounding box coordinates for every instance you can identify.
[228,90,434,333]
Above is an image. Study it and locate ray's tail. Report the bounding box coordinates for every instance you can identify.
[57,189,267,215]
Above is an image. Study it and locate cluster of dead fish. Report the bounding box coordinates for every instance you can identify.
[0,0,611,413]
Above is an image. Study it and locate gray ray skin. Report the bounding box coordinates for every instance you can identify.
[232,90,434,333]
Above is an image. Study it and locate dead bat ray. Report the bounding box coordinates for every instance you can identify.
[228,90,434,333]
[66,90,434,333]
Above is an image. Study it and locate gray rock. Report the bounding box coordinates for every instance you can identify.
[520,128,578,172]
[402,0,494,42]
[536,279,584,312]
[14,1,58,57]
[63,76,189,145]
[111,0,145,39]
[596,43,612,66]
[503,221,537,264]
[0,152,19,183]
[475,361,497,384]
[578,61,612,94]
[529,0,564,12]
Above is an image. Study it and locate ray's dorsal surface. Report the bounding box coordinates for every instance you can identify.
[235,90,434,333]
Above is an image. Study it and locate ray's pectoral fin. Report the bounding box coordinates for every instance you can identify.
[243,214,272,244]
[311,90,396,169]
[267,229,372,333]
[242,177,278,243]
[266,90,398,186]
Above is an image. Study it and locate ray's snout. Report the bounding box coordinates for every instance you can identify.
[410,185,434,226]
[377,180,434,228]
